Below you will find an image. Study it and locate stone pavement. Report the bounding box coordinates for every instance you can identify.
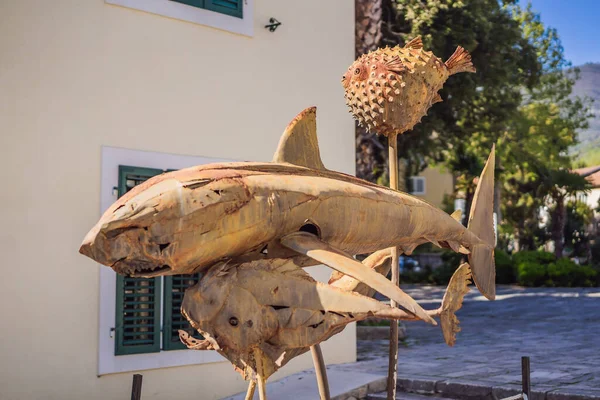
[226,285,599,399]
[358,285,600,398]
[224,367,386,400]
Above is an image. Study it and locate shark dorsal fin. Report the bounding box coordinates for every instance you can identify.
[450,209,462,222]
[272,106,326,170]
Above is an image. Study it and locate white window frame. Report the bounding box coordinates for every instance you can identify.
[98,146,233,375]
[410,176,426,195]
[105,0,254,37]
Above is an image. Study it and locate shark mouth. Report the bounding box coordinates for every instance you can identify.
[112,258,172,277]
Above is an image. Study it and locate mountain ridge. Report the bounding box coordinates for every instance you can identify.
[571,63,600,166]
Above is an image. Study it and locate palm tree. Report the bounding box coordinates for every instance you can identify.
[543,169,590,257]
[355,0,384,182]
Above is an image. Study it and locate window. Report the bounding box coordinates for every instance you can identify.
[98,146,230,375]
[114,166,204,355]
[105,0,253,37]
[410,176,426,195]
[171,0,243,19]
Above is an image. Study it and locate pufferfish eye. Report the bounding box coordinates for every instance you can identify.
[354,68,361,75]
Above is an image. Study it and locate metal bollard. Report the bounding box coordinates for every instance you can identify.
[499,357,531,400]
[522,356,531,399]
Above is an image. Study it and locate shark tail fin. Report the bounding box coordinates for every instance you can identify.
[439,263,471,346]
[466,145,496,300]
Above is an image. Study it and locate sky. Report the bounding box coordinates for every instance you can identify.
[527,0,600,66]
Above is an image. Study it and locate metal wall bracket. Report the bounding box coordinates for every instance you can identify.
[265,18,281,32]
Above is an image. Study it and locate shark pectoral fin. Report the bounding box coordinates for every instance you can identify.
[330,248,394,297]
[439,263,472,347]
[328,247,393,286]
[280,232,436,325]
[272,107,327,170]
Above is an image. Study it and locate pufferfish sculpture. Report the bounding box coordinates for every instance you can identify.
[341,36,475,136]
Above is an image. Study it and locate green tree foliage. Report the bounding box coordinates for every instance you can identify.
[379,0,541,183]
[512,249,555,266]
[376,1,593,254]
[498,4,593,252]
[495,249,516,284]
[563,199,594,259]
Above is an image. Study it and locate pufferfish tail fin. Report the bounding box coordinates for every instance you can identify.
[445,46,476,75]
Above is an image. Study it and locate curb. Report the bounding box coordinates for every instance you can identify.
[332,377,387,400]
[361,377,600,400]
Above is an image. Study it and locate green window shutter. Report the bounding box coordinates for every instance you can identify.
[115,276,162,355]
[117,166,164,200]
[163,274,204,351]
[115,166,164,356]
[205,0,243,18]
[170,0,205,8]
[172,0,243,19]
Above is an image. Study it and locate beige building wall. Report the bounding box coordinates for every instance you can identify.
[412,166,455,209]
[0,1,355,399]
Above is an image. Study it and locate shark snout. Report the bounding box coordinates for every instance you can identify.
[79,239,94,259]
[79,222,102,262]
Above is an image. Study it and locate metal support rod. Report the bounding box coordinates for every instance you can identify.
[245,380,257,400]
[522,356,531,397]
[131,374,143,400]
[311,345,331,400]
[387,133,400,400]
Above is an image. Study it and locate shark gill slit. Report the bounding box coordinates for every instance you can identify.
[299,222,321,238]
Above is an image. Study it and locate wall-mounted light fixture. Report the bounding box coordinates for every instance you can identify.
[265,18,282,32]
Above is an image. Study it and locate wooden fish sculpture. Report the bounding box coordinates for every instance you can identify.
[341,36,475,136]
[178,255,472,390]
[78,106,495,399]
[79,107,496,304]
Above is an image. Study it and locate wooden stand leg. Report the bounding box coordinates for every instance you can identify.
[245,380,256,400]
[254,349,268,400]
[256,377,267,400]
[387,134,400,400]
[311,345,331,400]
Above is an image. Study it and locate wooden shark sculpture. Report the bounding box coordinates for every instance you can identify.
[79,106,495,399]
[79,107,496,305]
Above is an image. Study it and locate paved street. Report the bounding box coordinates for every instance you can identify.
[357,285,600,397]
